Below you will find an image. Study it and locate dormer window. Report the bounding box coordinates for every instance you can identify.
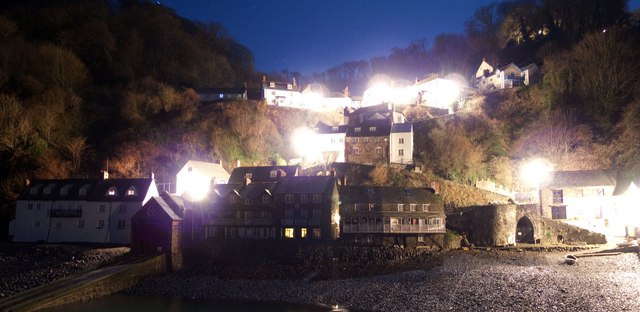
[107,187,117,196]
[30,184,41,195]
[60,184,72,196]
[332,126,339,131]
[369,127,376,132]
[126,187,137,196]
[270,170,277,178]
[79,184,90,196]
[269,82,275,88]
[262,194,272,204]
[245,173,252,179]
[43,184,56,195]
[355,127,361,133]
[287,84,292,90]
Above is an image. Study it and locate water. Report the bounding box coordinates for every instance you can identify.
[42,294,350,312]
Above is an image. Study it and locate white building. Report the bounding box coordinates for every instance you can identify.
[11,175,158,244]
[262,80,302,108]
[390,123,414,165]
[411,75,460,113]
[313,123,347,163]
[176,160,230,199]
[475,59,539,90]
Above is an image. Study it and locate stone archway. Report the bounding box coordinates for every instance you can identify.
[516,216,535,244]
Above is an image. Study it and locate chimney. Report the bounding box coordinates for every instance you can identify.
[235,159,241,168]
[244,177,251,187]
[218,159,223,167]
[101,170,109,180]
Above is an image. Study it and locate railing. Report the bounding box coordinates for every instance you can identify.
[208,218,273,226]
[342,223,445,233]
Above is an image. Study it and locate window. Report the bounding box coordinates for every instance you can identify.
[339,138,344,143]
[312,209,321,219]
[301,228,307,238]
[244,198,253,205]
[78,219,84,228]
[117,220,126,229]
[79,185,89,196]
[375,147,382,154]
[301,194,308,203]
[355,127,361,133]
[97,220,105,229]
[332,126,339,131]
[575,189,584,197]
[410,204,417,211]
[285,209,294,219]
[330,138,336,144]
[284,228,294,238]
[375,137,380,143]
[398,149,404,156]
[107,187,117,196]
[99,205,106,213]
[28,203,33,210]
[312,229,321,238]
[363,137,369,143]
[397,204,404,212]
[399,138,404,144]
[245,173,253,179]
[369,203,375,212]
[418,235,425,242]
[312,194,322,203]
[126,187,136,196]
[287,84,292,90]
[229,195,238,204]
[354,147,360,155]
[285,194,294,204]
[270,170,278,178]
[552,190,563,204]
[369,126,376,132]
[353,137,359,143]
[262,195,272,204]
[422,204,430,212]
[597,189,605,196]
[269,82,275,87]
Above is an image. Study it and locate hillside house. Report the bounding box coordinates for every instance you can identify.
[475,59,539,90]
[611,175,640,237]
[300,83,355,111]
[411,75,460,113]
[196,87,247,103]
[262,78,302,108]
[11,174,158,244]
[314,122,348,163]
[339,186,445,248]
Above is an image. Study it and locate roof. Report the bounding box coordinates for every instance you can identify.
[273,176,337,194]
[542,170,617,189]
[228,166,299,184]
[315,121,348,134]
[132,195,182,222]
[19,178,155,202]
[339,185,443,211]
[239,182,277,199]
[346,119,391,137]
[179,160,230,180]
[391,123,412,133]
[262,81,299,91]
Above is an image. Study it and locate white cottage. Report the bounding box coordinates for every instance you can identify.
[11,175,158,244]
[176,160,230,198]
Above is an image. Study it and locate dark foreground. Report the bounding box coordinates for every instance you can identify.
[126,248,640,311]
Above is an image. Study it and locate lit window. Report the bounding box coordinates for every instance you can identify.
[369,127,376,132]
[287,84,292,90]
[301,228,307,238]
[410,204,416,211]
[301,194,308,203]
[107,187,117,196]
[399,138,404,144]
[269,82,275,87]
[375,137,380,143]
[312,194,321,203]
[285,194,294,204]
[126,187,136,196]
[418,235,425,242]
[397,204,404,212]
[284,228,294,238]
[422,204,429,212]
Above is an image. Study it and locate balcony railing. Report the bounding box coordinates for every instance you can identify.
[342,223,445,234]
[49,209,82,218]
[208,218,273,226]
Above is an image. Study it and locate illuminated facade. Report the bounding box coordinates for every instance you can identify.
[176,160,230,199]
[475,59,539,90]
[339,185,445,248]
[11,176,158,244]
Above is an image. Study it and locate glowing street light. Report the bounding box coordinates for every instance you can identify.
[291,127,322,163]
[521,158,553,215]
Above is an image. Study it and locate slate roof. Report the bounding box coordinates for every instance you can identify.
[132,195,182,222]
[315,121,348,134]
[228,166,298,184]
[346,119,391,137]
[542,170,617,189]
[273,176,336,195]
[239,182,277,199]
[391,123,412,133]
[19,178,155,202]
[339,185,443,211]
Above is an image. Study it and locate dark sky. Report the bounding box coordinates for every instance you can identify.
[161,0,640,75]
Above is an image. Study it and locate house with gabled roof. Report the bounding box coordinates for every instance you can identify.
[176,160,230,199]
[314,121,348,163]
[262,77,302,108]
[227,165,298,184]
[339,186,445,248]
[475,59,539,90]
[11,174,158,244]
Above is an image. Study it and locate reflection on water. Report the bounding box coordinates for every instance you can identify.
[42,294,350,312]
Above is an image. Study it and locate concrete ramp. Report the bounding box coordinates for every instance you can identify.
[0,254,165,312]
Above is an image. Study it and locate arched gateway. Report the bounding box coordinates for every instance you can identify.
[516,216,535,244]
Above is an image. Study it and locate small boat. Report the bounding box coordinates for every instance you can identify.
[564,254,577,265]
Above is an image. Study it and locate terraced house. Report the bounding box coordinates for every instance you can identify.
[11,173,158,244]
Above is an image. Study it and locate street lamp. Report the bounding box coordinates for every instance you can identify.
[521,159,552,215]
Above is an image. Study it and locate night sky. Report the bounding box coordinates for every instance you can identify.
[161,0,640,75]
